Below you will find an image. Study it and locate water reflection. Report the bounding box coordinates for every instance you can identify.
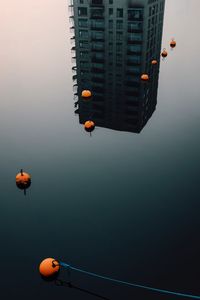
[70,0,165,133]
[55,280,111,300]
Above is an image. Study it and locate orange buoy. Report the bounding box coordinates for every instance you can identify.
[16,169,31,190]
[81,90,92,99]
[84,120,95,132]
[170,39,176,48]
[161,49,168,58]
[141,74,149,82]
[39,258,60,279]
[151,59,158,65]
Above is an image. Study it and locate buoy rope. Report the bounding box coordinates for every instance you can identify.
[60,262,200,299]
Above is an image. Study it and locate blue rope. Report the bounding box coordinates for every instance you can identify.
[60,262,200,299]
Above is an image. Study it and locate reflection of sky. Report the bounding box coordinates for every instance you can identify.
[0,0,200,134]
[0,1,200,299]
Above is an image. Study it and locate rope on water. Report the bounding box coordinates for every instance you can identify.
[60,262,200,300]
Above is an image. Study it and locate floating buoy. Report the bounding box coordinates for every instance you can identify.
[84,120,95,133]
[141,74,149,82]
[39,258,60,279]
[170,39,176,48]
[151,59,158,65]
[16,169,31,191]
[81,90,92,99]
[161,49,168,58]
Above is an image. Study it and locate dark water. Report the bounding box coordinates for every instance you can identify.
[0,1,200,299]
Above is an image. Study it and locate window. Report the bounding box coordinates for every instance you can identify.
[117,9,123,18]
[128,9,143,20]
[109,31,113,40]
[79,41,89,49]
[91,42,104,51]
[91,31,104,40]
[109,43,113,51]
[116,43,123,52]
[78,19,88,28]
[109,8,113,16]
[128,32,142,41]
[91,8,104,18]
[128,22,142,31]
[78,7,87,16]
[116,32,123,41]
[91,19,104,29]
[79,30,88,39]
[128,44,142,52]
[80,51,89,59]
[116,20,123,30]
[109,20,113,29]
[128,55,141,63]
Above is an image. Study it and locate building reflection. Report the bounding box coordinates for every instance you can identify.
[69,0,165,133]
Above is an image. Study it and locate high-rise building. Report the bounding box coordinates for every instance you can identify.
[69,0,165,133]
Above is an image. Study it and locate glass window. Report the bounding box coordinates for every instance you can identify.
[128,22,142,31]
[116,32,123,41]
[128,44,142,52]
[79,41,89,49]
[91,8,104,18]
[78,19,88,28]
[116,43,123,52]
[91,19,104,29]
[79,30,88,39]
[91,31,104,40]
[117,9,123,18]
[91,43,104,51]
[128,9,143,20]
[109,20,113,29]
[109,31,113,40]
[78,7,87,16]
[116,20,123,30]
[128,32,142,41]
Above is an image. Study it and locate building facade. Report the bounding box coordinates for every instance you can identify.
[70,0,165,133]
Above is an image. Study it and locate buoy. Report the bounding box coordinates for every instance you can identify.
[161,49,168,58]
[81,90,92,99]
[84,120,95,132]
[141,74,149,82]
[170,39,176,48]
[16,169,31,190]
[151,59,158,65]
[39,258,60,279]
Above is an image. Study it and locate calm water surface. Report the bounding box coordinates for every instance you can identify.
[0,1,200,299]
